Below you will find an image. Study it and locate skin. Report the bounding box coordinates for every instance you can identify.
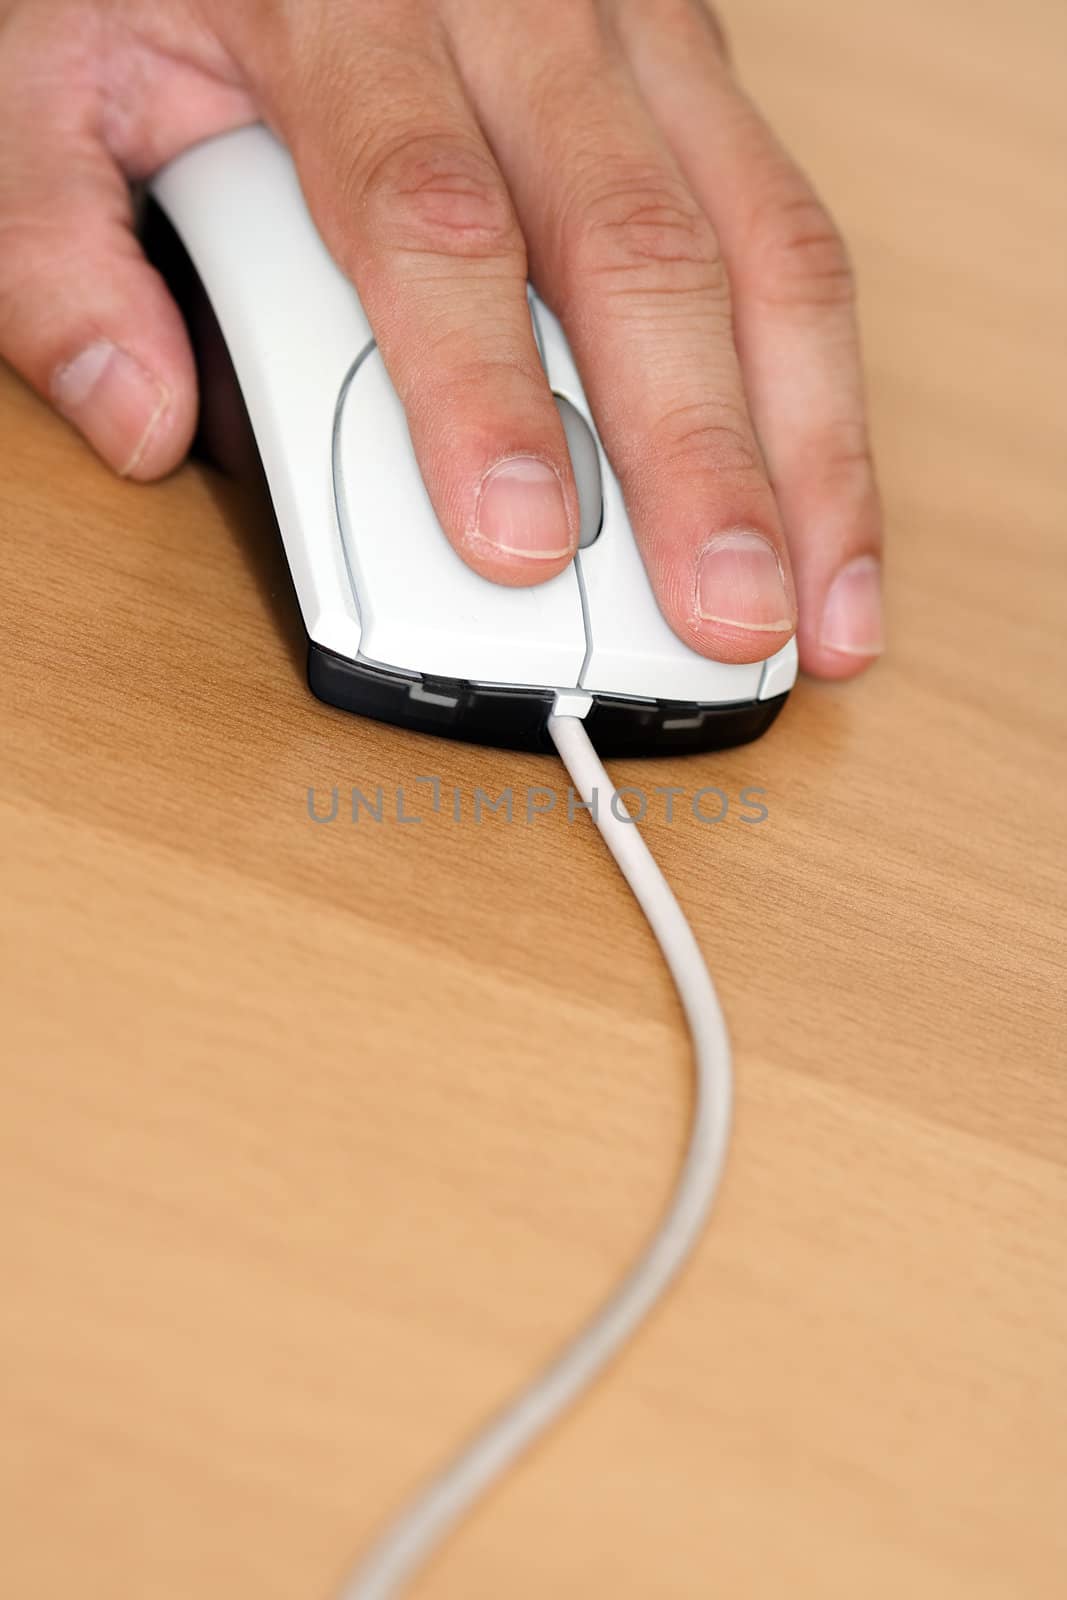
[0,0,884,676]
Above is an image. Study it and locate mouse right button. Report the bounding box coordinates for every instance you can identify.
[531,292,769,706]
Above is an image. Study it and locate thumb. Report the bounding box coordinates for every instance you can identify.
[0,127,197,480]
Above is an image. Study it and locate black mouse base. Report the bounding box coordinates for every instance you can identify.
[308,643,789,757]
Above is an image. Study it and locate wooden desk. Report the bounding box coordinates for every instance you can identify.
[2,1,1064,1595]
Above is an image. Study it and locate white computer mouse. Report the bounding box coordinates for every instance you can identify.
[148,125,796,754]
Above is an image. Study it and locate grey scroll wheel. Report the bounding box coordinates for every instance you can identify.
[553,394,604,549]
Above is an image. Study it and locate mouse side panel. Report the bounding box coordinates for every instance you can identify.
[141,196,272,483]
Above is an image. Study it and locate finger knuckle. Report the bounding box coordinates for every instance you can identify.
[0,218,67,329]
[751,184,855,310]
[679,0,733,59]
[405,348,549,446]
[654,400,764,480]
[356,129,521,261]
[622,0,730,59]
[814,419,878,495]
[422,349,543,406]
[564,166,728,301]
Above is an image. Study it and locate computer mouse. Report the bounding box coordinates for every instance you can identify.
[147,125,796,755]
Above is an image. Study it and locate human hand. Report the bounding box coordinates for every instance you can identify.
[0,0,883,674]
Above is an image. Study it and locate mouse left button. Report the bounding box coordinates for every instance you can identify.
[333,347,587,689]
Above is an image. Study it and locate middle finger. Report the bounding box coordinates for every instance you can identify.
[448,0,796,662]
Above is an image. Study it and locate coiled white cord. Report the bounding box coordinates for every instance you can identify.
[339,711,734,1598]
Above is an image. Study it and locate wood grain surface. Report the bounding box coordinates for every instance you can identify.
[1,1,1064,1596]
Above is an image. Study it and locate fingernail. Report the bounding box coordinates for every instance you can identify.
[475,457,572,559]
[697,529,794,632]
[52,340,170,477]
[820,554,884,656]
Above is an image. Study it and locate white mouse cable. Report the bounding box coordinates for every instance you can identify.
[339,707,734,1599]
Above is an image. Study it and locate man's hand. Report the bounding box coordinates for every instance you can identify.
[0,0,883,673]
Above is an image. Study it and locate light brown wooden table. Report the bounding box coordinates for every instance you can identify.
[2,2,1064,1596]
